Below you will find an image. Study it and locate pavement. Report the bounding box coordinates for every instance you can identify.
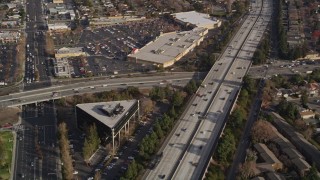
[13,102,60,180]
[0,72,201,108]
[145,0,273,178]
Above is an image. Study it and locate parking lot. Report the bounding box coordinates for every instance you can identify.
[78,18,184,57]
[0,44,17,84]
[51,18,188,77]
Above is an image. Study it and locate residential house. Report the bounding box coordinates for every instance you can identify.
[307,83,320,97]
[292,158,311,177]
[282,148,304,160]
[265,172,286,180]
[254,143,283,171]
[299,109,315,120]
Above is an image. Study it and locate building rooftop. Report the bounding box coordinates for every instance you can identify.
[292,158,311,171]
[171,11,220,28]
[265,172,286,180]
[56,47,84,54]
[282,148,304,160]
[127,27,207,65]
[76,100,137,129]
[254,143,282,164]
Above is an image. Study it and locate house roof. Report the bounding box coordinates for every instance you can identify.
[312,30,320,38]
[292,158,311,171]
[254,143,282,164]
[308,83,320,90]
[282,148,304,160]
[265,172,286,180]
[300,110,315,117]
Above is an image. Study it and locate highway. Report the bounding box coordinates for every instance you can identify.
[146,0,273,179]
[0,72,199,108]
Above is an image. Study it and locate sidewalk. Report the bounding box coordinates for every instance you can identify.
[10,114,22,180]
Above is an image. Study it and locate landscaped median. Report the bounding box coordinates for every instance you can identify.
[0,131,14,180]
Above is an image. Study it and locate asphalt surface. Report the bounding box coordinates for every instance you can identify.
[13,102,60,180]
[25,0,50,87]
[0,72,201,108]
[248,60,320,78]
[0,44,17,84]
[145,0,272,178]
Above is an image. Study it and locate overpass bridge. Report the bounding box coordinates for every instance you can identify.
[0,72,200,108]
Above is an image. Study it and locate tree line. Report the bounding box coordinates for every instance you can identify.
[58,122,74,180]
[205,75,258,179]
[121,80,200,179]
[83,124,101,162]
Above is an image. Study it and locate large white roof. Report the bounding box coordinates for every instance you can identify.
[172,11,220,28]
[128,27,207,65]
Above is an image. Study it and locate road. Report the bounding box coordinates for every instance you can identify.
[248,60,320,79]
[13,102,60,180]
[0,72,201,108]
[145,0,272,179]
[25,0,50,87]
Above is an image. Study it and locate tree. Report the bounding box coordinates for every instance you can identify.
[229,107,246,128]
[172,91,184,107]
[184,80,198,95]
[242,75,256,94]
[289,74,304,85]
[154,121,164,139]
[217,129,236,164]
[205,165,225,180]
[277,100,300,120]
[300,90,309,108]
[169,106,177,119]
[83,124,101,161]
[238,89,249,107]
[251,120,275,143]
[58,122,74,179]
[238,161,256,179]
[252,49,266,65]
[149,86,165,101]
[83,138,92,161]
[141,99,154,114]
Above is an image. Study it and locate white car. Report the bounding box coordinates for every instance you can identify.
[73,171,78,174]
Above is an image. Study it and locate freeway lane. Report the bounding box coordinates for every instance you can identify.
[146,0,272,178]
[172,0,273,179]
[0,72,199,108]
